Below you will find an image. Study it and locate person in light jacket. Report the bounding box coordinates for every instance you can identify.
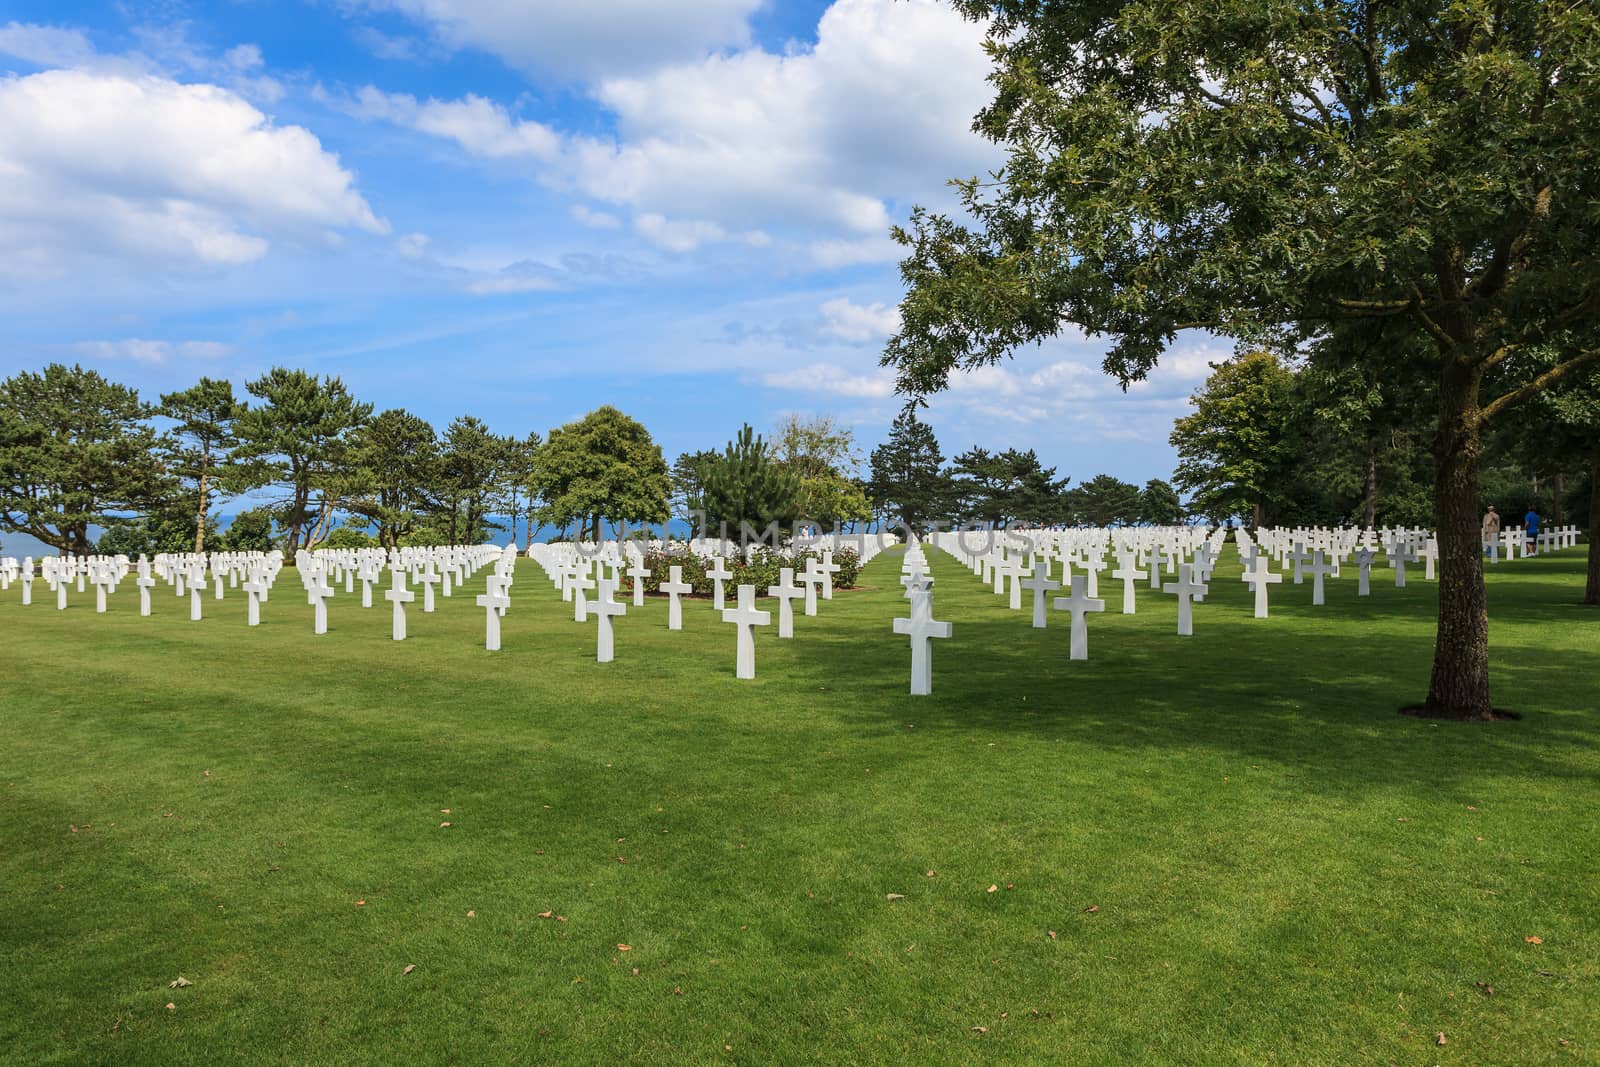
[1481,506,1501,556]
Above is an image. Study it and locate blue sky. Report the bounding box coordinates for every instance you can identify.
[0,0,1220,511]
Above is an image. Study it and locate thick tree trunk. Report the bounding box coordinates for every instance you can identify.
[193,464,209,553]
[1423,358,1495,720]
[1363,450,1377,528]
[1586,443,1599,606]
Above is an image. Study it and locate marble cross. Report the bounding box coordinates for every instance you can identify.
[1164,563,1206,636]
[384,567,414,640]
[1052,575,1105,660]
[1111,554,1145,615]
[592,576,626,662]
[1019,560,1060,629]
[660,565,692,631]
[721,583,771,680]
[1242,551,1282,618]
[767,567,804,639]
[476,576,509,651]
[892,590,951,696]
[707,556,733,612]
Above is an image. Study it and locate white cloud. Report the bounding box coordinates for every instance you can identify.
[63,339,234,364]
[395,231,431,259]
[570,204,620,229]
[344,0,998,255]
[819,297,900,343]
[360,0,763,79]
[761,362,896,398]
[0,70,387,276]
[0,21,97,68]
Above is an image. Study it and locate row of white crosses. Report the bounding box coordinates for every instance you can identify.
[528,540,852,678]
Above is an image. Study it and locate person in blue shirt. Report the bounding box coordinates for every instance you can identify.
[1524,507,1541,555]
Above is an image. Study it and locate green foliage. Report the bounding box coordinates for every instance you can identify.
[159,377,241,553]
[951,447,1069,526]
[1063,474,1143,527]
[0,363,165,554]
[773,415,874,528]
[868,410,949,535]
[700,425,802,535]
[532,406,670,540]
[348,408,439,549]
[232,368,372,556]
[438,415,506,545]
[670,450,717,522]
[322,524,378,550]
[96,506,219,558]
[1170,352,1298,526]
[220,508,277,553]
[1138,479,1186,526]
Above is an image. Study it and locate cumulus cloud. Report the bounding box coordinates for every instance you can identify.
[0,70,386,276]
[63,339,234,364]
[342,0,998,254]
[819,298,900,343]
[358,0,762,79]
[0,21,98,68]
[761,362,897,399]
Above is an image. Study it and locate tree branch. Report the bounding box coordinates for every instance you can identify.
[1480,348,1600,424]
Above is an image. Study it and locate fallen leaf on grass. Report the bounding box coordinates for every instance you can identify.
[1435,1032,1447,1045]
[169,977,191,989]
[1084,905,1100,913]
[674,986,683,996]
[987,884,998,894]
[886,893,905,901]
[1525,936,1544,944]
[1476,982,1494,996]
[617,944,632,952]
[926,870,937,878]
[403,964,415,976]
[467,911,476,919]
[165,1002,176,1011]
[971,1026,988,1034]
[355,900,366,906]
[439,821,451,828]
[440,809,451,814]
[1047,930,1057,940]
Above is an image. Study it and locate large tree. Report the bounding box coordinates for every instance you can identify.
[1170,352,1298,527]
[885,0,1600,719]
[532,406,670,541]
[868,410,951,535]
[160,377,240,553]
[701,424,802,536]
[348,408,438,550]
[232,368,372,557]
[772,414,874,529]
[438,415,504,545]
[0,364,164,554]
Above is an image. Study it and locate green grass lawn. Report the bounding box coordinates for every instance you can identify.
[2,546,1596,1064]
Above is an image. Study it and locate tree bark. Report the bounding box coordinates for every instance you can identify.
[1423,356,1495,720]
[1363,449,1377,528]
[193,462,209,554]
[1586,442,1599,606]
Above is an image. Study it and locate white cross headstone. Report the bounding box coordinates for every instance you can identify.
[767,567,803,639]
[1111,554,1145,615]
[892,590,952,695]
[1307,550,1334,606]
[243,575,267,626]
[721,583,771,680]
[593,576,626,662]
[476,577,509,651]
[660,565,692,631]
[707,556,733,612]
[800,557,823,617]
[188,568,207,621]
[1019,560,1060,629]
[1052,575,1105,660]
[1164,563,1205,636]
[136,567,156,616]
[1242,551,1282,618]
[627,557,652,607]
[820,550,841,600]
[384,568,414,640]
[307,577,334,635]
[570,566,595,623]
[417,568,441,613]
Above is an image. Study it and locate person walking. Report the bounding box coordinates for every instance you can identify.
[1524,506,1541,556]
[1482,505,1501,556]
